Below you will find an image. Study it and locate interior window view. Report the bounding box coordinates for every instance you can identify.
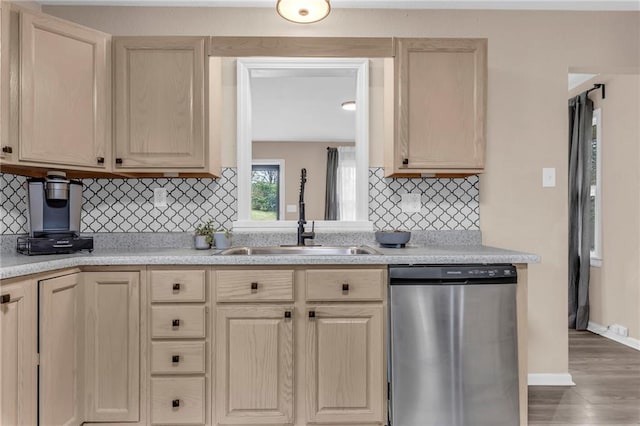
[251,163,281,220]
[0,2,638,426]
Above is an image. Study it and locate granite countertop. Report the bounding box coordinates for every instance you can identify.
[0,245,540,280]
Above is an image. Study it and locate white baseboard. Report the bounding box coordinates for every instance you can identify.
[528,374,575,386]
[587,321,640,351]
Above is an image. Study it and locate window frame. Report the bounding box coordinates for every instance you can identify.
[590,108,602,267]
[251,159,286,221]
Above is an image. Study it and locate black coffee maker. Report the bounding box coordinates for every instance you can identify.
[17,171,93,255]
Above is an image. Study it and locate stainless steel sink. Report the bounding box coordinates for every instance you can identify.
[218,246,381,256]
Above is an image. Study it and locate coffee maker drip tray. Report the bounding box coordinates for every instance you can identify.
[17,235,94,255]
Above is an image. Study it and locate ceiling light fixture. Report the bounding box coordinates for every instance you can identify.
[341,100,356,111]
[276,0,331,24]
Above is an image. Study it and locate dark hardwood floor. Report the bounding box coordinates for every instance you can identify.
[529,330,640,425]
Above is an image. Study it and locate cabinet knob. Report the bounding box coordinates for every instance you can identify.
[172,319,180,327]
[115,158,123,165]
[342,283,350,292]
[172,399,180,408]
[308,311,316,319]
[172,355,180,363]
[172,283,181,291]
[0,294,10,304]
[284,311,292,319]
[96,157,104,164]
[402,158,409,166]
[2,146,13,154]
[250,282,258,290]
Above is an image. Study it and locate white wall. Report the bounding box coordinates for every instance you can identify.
[43,5,640,375]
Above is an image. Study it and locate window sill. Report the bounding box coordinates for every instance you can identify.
[590,257,602,268]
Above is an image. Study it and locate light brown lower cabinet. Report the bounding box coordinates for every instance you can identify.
[148,267,209,426]
[215,305,294,425]
[213,266,387,426]
[151,377,206,425]
[2,265,390,426]
[0,278,38,426]
[0,270,141,426]
[305,304,385,424]
[39,273,84,426]
[82,272,140,422]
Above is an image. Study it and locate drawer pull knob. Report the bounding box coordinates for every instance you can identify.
[172,319,180,327]
[251,282,258,290]
[115,158,123,165]
[342,283,350,292]
[172,283,181,291]
[172,355,180,363]
[172,399,180,408]
[402,158,409,166]
[96,156,104,164]
[0,294,10,304]
[284,311,291,319]
[2,146,13,154]
[308,311,315,319]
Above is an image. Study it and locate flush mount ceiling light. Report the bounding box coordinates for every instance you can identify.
[341,100,356,111]
[276,0,331,24]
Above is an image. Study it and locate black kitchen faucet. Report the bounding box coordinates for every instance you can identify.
[297,168,315,246]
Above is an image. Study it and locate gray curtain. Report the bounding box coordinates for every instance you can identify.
[324,148,338,220]
[568,92,593,330]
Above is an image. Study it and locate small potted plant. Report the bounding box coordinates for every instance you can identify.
[213,225,232,249]
[194,219,214,250]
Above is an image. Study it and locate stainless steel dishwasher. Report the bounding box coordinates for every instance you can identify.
[389,264,519,426]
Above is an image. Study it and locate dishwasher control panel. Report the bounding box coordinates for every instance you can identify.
[389,264,517,283]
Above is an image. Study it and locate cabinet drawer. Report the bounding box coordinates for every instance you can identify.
[151,377,205,425]
[151,341,205,374]
[306,269,385,301]
[216,270,294,302]
[151,306,205,338]
[151,270,205,302]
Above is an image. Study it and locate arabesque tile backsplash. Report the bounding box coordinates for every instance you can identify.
[0,168,479,235]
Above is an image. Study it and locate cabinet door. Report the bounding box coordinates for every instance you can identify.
[39,273,84,426]
[0,279,37,426]
[0,3,9,161]
[19,12,109,169]
[394,38,486,173]
[114,37,206,169]
[306,305,384,424]
[216,306,294,425]
[83,272,140,422]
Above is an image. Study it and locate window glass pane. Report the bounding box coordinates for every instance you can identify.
[589,186,595,252]
[590,122,598,187]
[589,112,599,257]
[251,165,280,221]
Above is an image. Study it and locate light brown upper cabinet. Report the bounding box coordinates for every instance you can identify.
[386,38,487,176]
[113,37,210,172]
[18,10,110,170]
[0,2,10,161]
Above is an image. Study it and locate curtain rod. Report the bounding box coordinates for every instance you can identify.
[586,83,606,99]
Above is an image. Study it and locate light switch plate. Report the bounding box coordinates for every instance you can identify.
[542,168,556,188]
[401,193,421,213]
[153,187,168,208]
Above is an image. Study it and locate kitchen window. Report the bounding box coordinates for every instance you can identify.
[251,161,284,221]
[590,108,602,266]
